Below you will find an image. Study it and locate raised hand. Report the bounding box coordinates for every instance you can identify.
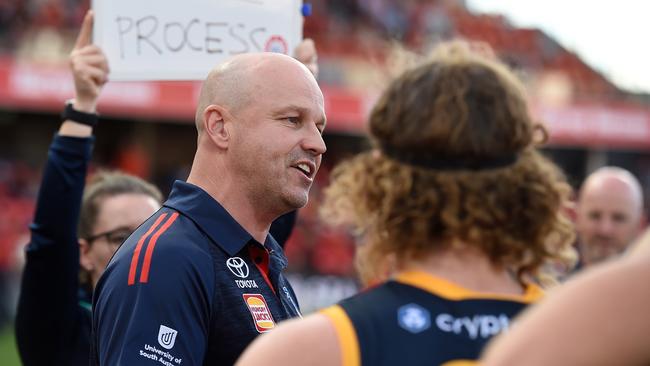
[69,11,110,112]
[293,38,318,79]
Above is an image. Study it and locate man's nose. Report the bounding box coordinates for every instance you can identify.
[597,217,616,235]
[302,125,326,156]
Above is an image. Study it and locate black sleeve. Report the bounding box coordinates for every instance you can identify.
[269,210,298,249]
[15,134,94,366]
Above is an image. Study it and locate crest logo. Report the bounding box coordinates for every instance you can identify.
[157,325,178,349]
[398,303,431,334]
[226,257,249,278]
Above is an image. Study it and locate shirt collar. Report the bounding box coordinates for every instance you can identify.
[163,181,287,261]
[394,270,544,303]
[264,234,288,268]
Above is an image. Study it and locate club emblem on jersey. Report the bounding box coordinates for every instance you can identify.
[243,294,276,333]
[157,324,178,349]
[226,257,249,278]
[398,303,431,334]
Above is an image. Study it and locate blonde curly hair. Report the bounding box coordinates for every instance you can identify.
[321,42,576,285]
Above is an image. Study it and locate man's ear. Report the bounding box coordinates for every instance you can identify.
[202,104,232,149]
[637,212,647,233]
[79,238,94,272]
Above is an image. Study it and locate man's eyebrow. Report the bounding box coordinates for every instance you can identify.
[271,105,307,115]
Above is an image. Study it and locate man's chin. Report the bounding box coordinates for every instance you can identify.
[591,241,619,250]
[282,190,309,209]
[584,241,624,262]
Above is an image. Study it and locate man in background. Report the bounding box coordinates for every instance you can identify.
[481,228,650,366]
[575,166,645,267]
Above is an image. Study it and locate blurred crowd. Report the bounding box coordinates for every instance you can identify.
[0,0,88,58]
[0,160,38,328]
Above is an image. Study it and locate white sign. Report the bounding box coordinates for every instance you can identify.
[92,0,303,81]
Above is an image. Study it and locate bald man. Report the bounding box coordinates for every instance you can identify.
[92,51,326,365]
[575,166,645,267]
[481,228,650,366]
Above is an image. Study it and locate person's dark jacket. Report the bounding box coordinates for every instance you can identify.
[15,134,94,365]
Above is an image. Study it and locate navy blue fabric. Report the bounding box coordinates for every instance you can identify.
[92,181,301,365]
[15,134,94,366]
[339,281,533,365]
[269,211,297,249]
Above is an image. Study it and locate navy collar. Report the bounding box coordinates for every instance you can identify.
[163,181,286,261]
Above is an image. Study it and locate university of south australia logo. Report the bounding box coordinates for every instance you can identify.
[226,257,249,278]
[157,325,178,349]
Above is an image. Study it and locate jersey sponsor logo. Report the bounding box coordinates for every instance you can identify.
[236,279,259,288]
[397,303,431,333]
[227,257,250,278]
[435,313,510,339]
[243,294,276,333]
[157,324,178,349]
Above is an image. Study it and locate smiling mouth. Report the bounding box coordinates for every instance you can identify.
[293,162,314,179]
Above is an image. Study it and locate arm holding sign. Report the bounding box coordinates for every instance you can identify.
[63,10,109,135]
[15,11,163,366]
[14,11,109,365]
[294,38,318,79]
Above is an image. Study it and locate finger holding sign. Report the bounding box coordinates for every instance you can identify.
[69,10,110,112]
[293,38,318,79]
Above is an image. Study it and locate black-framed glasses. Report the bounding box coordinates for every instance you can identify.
[85,226,133,247]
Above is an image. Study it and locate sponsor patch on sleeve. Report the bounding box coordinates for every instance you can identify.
[243,294,276,333]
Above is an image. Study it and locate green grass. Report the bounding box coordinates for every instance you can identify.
[0,325,21,366]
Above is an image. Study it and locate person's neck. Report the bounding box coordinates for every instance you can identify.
[187,154,272,244]
[401,244,525,296]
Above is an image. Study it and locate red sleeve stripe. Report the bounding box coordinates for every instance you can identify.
[139,212,180,284]
[128,213,167,286]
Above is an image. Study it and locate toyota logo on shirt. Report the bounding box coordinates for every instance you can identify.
[226,257,249,278]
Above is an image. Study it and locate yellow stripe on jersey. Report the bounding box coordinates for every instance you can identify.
[321,305,361,366]
[395,270,544,303]
[442,360,478,366]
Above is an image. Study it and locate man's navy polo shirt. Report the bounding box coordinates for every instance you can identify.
[92,181,301,365]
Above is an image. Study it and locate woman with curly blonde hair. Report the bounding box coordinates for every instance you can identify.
[237,41,576,366]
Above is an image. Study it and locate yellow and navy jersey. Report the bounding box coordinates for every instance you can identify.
[322,271,543,366]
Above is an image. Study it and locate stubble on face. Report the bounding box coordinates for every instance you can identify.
[226,54,325,215]
[577,206,639,265]
[576,168,644,265]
